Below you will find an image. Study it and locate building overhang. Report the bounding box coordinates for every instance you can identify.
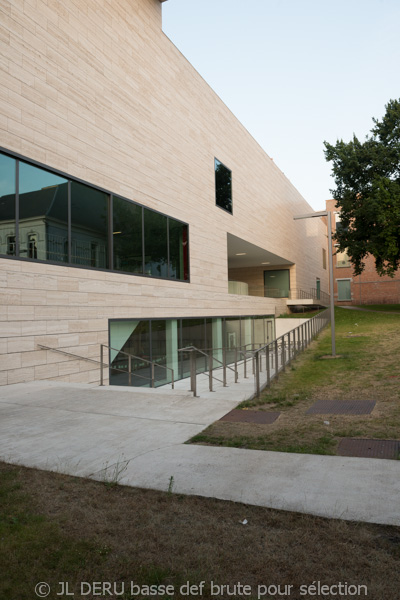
[227,233,293,270]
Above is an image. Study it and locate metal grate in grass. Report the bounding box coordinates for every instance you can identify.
[338,438,400,459]
[220,409,280,424]
[306,399,376,415]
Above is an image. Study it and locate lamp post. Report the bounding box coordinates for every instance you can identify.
[293,210,336,357]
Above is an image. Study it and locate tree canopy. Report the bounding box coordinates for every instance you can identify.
[324,99,400,276]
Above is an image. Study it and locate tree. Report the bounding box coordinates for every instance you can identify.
[324,99,400,276]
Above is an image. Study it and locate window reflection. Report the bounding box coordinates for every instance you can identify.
[71,182,109,268]
[144,209,168,277]
[0,154,16,256]
[215,158,232,213]
[113,196,143,273]
[19,162,68,262]
[169,218,188,280]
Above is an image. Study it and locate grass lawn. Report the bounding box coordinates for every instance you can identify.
[1,461,400,600]
[355,304,400,312]
[190,307,400,455]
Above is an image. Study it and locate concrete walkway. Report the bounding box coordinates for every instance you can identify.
[1,380,399,526]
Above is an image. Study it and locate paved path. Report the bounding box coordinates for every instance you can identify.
[1,380,399,526]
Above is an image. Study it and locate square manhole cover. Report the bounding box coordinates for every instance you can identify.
[306,399,376,415]
[338,438,400,459]
[220,409,280,424]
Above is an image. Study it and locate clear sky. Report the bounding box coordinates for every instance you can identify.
[162,0,400,212]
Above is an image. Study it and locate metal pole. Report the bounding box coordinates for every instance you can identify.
[266,345,271,387]
[190,351,197,397]
[234,347,238,383]
[288,331,291,366]
[222,347,227,387]
[208,349,213,392]
[327,210,336,356]
[100,344,104,386]
[282,335,286,372]
[151,362,155,388]
[128,355,132,386]
[275,339,279,378]
[255,350,260,397]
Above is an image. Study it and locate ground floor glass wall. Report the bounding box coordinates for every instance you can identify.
[109,315,275,387]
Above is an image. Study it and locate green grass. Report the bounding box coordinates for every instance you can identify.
[355,304,400,312]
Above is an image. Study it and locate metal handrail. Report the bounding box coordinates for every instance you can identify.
[100,344,174,389]
[38,343,175,389]
[252,308,330,397]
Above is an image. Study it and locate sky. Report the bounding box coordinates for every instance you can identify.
[162,0,400,212]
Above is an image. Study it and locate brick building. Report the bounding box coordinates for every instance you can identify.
[326,199,400,305]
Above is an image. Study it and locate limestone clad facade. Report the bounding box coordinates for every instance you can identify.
[0,0,328,386]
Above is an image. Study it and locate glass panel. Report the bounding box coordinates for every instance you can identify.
[241,317,253,350]
[144,208,168,278]
[181,318,206,378]
[254,317,265,348]
[264,318,275,343]
[109,320,151,387]
[71,181,109,268]
[113,196,143,273]
[264,270,290,298]
[215,158,232,213]
[19,162,68,262]
[224,317,241,364]
[169,218,189,280]
[0,153,16,256]
[336,250,351,268]
[337,279,351,301]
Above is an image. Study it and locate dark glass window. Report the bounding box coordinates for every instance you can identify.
[144,208,168,278]
[19,162,68,262]
[1,150,189,281]
[0,153,16,256]
[113,196,143,274]
[169,218,189,281]
[71,181,109,268]
[215,158,232,214]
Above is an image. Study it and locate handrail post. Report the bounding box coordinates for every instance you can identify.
[275,339,279,378]
[288,331,291,366]
[100,344,104,386]
[128,355,132,386]
[190,350,197,397]
[223,347,227,387]
[266,345,271,387]
[255,350,260,397]
[282,335,286,372]
[151,362,155,388]
[234,347,238,383]
[209,349,213,392]
[244,349,247,378]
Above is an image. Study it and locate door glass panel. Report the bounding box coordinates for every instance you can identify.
[181,318,206,378]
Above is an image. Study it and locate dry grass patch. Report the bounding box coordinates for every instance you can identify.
[1,462,400,600]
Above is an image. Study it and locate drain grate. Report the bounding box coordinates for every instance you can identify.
[306,399,376,415]
[220,409,280,424]
[338,438,400,459]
